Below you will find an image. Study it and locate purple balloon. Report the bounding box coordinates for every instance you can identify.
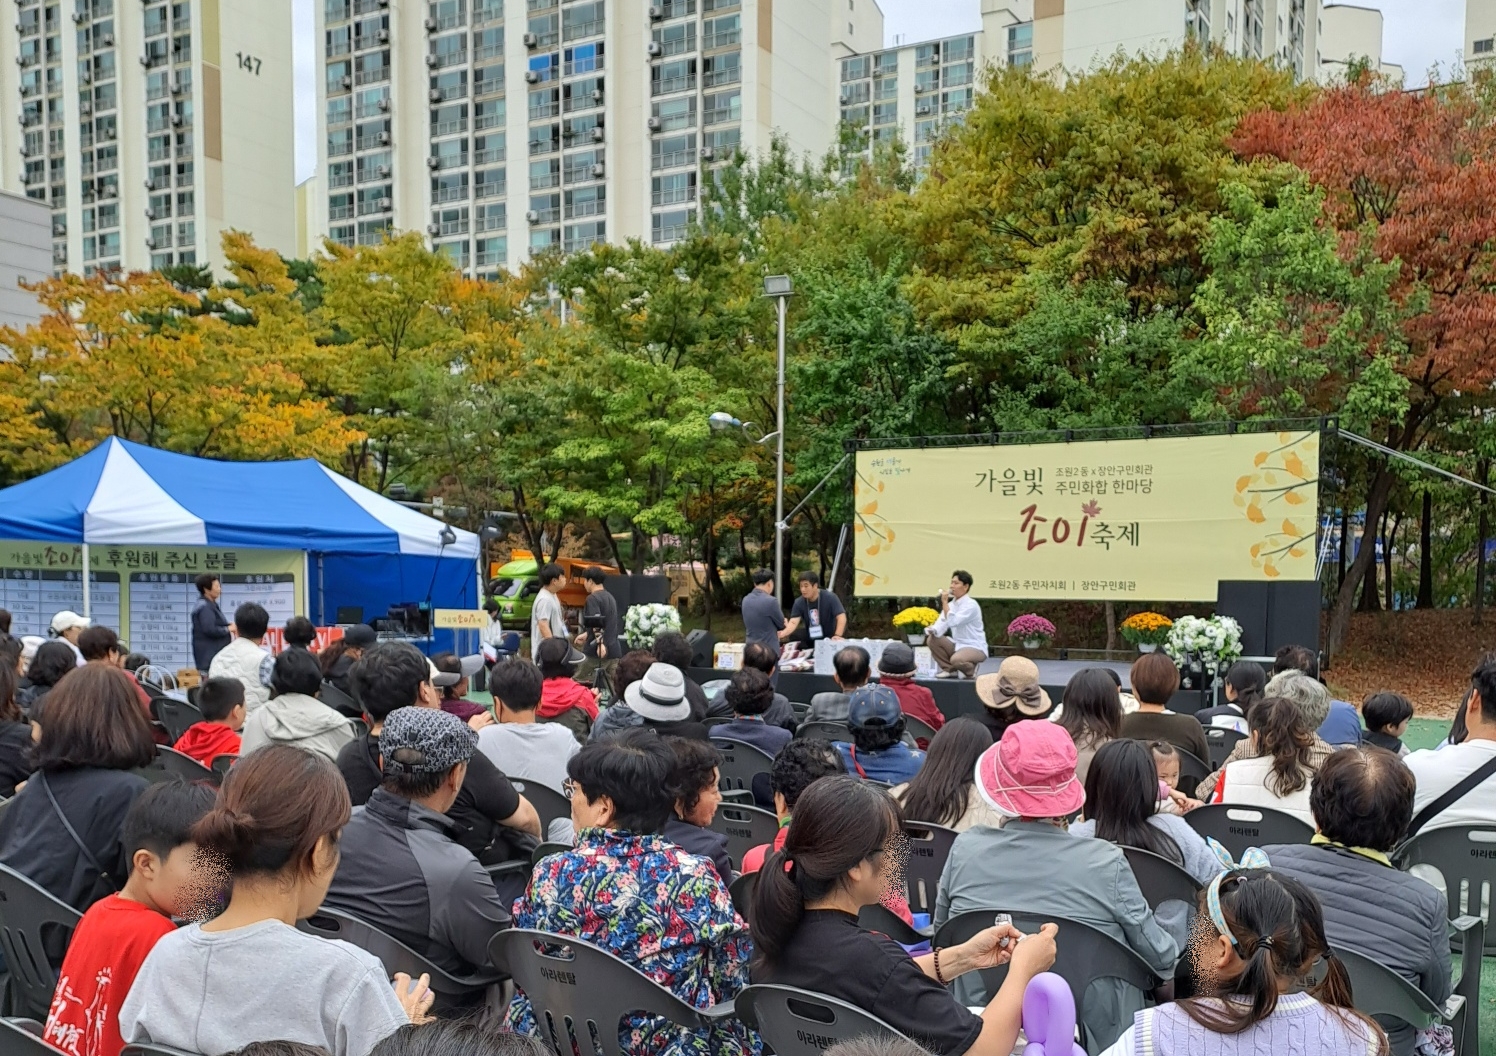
[1021,972,1087,1056]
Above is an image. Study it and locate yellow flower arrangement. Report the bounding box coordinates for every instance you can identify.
[1120,611,1173,646]
[892,606,940,633]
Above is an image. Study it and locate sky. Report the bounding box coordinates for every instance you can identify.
[291,0,1464,183]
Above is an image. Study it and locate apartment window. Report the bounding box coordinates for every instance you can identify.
[652,132,696,170]
[329,161,355,187]
[841,81,870,105]
[652,172,695,206]
[327,25,352,56]
[653,23,695,57]
[326,0,351,21]
[1007,22,1033,67]
[914,68,938,93]
[653,96,696,132]
[564,184,604,219]
[703,89,739,126]
[652,58,695,95]
[355,118,389,151]
[149,192,172,218]
[474,166,506,198]
[327,60,352,92]
[703,15,739,50]
[330,224,355,247]
[564,42,603,76]
[176,160,194,187]
[527,12,558,48]
[146,70,169,100]
[432,172,469,202]
[433,206,469,236]
[94,83,117,111]
[872,101,897,125]
[915,43,938,68]
[562,1,602,41]
[473,132,504,164]
[875,51,898,75]
[662,0,696,16]
[476,202,506,231]
[475,98,506,129]
[841,105,868,126]
[177,189,194,214]
[431,103,468,136]
[431,139,467,170]
[354,50,390,85]
[144,6,166,37]
[357,219,392,247]
[328,128,354,157]
[530,228,559,251]
[328,96,353,127]
[652,209,693,244]
[563,221,603,253]
[841,56,870,81]
[703,126,739,153]
[529,87,560,119]
[329,193,354,220]
[475,236,506,266]
[150,219,172,243]
[1477,38,1496,54]
[355,85,389,118]
[528,122,559,155]
[430,0,464,31]
[172,33,191,63]
[147,103,170,132]
[173,222,192,248]
[431,32,466,66]
[357,151,391,182]
[529,157,560,189]
[95,144,117,172]
[563,149,601,183]
[941,88,972,113]
[473,0,502,23]
[942,62,973,87]
[430,70,467,101]
[434,240,469,267]
[171,2,190,30]
[702,51,739,87]
[474,62,504,96]
[473,26,503,59]
[357,185,392,215]
[529,193,560,224]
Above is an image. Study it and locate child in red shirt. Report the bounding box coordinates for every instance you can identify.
[45,781,217,1056]
[171,677,245,769]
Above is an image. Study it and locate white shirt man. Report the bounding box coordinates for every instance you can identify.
[476,660,579,843]
[1405,660,1496,833]
[927,571,988,679]
[529,565,569,660]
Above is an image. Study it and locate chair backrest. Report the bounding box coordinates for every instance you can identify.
[902,715,938,744]
[1204,727,1247,769]
[120,1044,203,1056]
[298,908,503,997]
[154,697,204,743]
[711,738,776,793]
[318,679,362,717]
[709,803,780,870]
[144,745,217,785]
[902,821,959,916]
[1333,947,1444,1030]
[1182,803,1314,858]
[729,871,757,923]
[700,679,731,700]
[702,716,733,729]
[1397,825,1496,938]
[0,864,82,1019]
[856,903,930,947]
[795,721,851,743]
[512,779,573,841]
[5,1017,90,1056]
[531,841,573,867]
[488,928,717,1056]
[209,754,237,780]
[1173,747,1210,798]
[934,909,1160,1050]
[1122,846,1203,914]
[734,984,907,1056]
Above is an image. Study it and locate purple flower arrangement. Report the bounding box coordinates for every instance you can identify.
[1006,613,1056,646]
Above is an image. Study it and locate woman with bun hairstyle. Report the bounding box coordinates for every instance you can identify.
[120,745,434,1056]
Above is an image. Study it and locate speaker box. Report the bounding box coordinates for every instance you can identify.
[1215,580,1320,659]
[686,628,717,668]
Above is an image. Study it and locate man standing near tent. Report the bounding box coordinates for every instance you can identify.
[192,574,233,674]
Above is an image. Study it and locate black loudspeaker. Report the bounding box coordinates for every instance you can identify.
[686,629,717,668]
[1215,580,1320,659]
[602,575,631,612]
[629,575,672,606]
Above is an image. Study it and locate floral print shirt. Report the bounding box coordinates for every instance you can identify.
[505,827,761,1056]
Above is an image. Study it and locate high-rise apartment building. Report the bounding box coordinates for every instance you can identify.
[0,0,295,278]
[1468,0,1496,69]
[309,0,882,275]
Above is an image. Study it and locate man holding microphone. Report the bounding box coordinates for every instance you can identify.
[927,570,988,679]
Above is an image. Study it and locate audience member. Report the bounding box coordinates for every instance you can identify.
[891,717,1004,832]
[741,739,845,873]
[1442,703,1468,749]
[283,616,318,652]
[322,623,377,697]
[1195,660,1267,734]
[590,661,709,742]
[535,636,598,742]
[835,685,925,784]
[121,746,431,1056]
[122,653,150,674]
[751,776,1057,1056]
[1118,653,1208,764]
[807,646,871,724]
[1098,869,1386,1056]
[1265,748,1447,1056]
[712,668,794,756]
[476,660,579,843]
[1149,741,1198,814]
[1274,644,1362,748]
[19,640,79,721]
[0,633,22,676]
[705,643,799,731]
[240,648,356,763]
[1057,667,1123,783]
[821,1042,931,1056]
[79,626,153,713]
[875,643,943,747]
[430,653,489,724]
[0,663,34,797]
[172,677,245,768]
[208,602,274,711]
[936,722,1177,1046]
[0,608,9,634]
[972,656,1054,743]
[661,737,734,882]
[230,1044,331,1056]
[45,781,216,1056]
[1405,655,1496,833]
[652,632,711,720]
[339,642,539,859]
[1198,669,1335,799]
[0,666,156,910]
[191,573,233,673]
[1213,696,1317,824]
[505,729,758,1055]
[324,708,510,980]
[49,611,89,665]
[370,1021,546,1056]
[1360,692,1412,757]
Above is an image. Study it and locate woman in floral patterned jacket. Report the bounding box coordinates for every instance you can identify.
[505,727,760,1056]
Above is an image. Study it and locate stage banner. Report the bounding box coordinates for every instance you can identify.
[854,429,1320,601]
[0,542,303,669]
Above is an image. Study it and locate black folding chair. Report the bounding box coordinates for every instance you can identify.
[729,872,757,923]
[488,928,737,1056]
[734,984,910,1056]
[511,780,573,843]
[138,745,216,785]
[708,803,779,870]
[1182,804,1314,859]
[154,697,204,743]
[720,789,754,806]
[4,1018,84,1056]
[1173,747,1210,799]
[121,1044,203,1056]
[209,754,237,780]
[795,721,851,743]
[902,715,938,745]
[857,903,932,946]
[934,910,1163,1051]
[711,739,775,795]
[902,821,959,917]
[1203,727,1247,769]
[1122,846,1203,915]
[1397,825,1496,956]
[318,679,362,718]
[0,865,81,1019]
[530,841,573,867]
[1336,918,1484,1056]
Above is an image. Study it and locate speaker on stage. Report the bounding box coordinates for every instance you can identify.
[686,629,717,668]
[1216,580,1320,659]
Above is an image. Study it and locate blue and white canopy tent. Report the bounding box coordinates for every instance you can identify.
[0,438,479,662]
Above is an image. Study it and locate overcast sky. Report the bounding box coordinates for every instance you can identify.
[292,0,1464,182]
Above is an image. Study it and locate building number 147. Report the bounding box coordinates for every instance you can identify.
[236,52,262,75]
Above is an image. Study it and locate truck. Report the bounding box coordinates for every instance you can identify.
[485,550,618,630]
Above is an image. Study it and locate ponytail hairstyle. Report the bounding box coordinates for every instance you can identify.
[1248,696,1314,797]
[192,744,351,881]
[750,775,901,971]
[1223,660,1267,715]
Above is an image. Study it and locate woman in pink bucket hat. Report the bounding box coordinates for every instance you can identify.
[934,720,1179,1051]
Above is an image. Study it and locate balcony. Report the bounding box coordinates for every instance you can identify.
[530,206,560,224]
[437,218,469,236]
[329,203,354,220]
[433,184,468,203]
[430,152,466,169]
[353,0,384,13]
[474,147,503,165]
[329,170,355,188]
[432,118,465,136]
[653,75,695,96]
[432,82,465,102]
[652,147,692,170]
[327,40,352,57]
[475,179,505,199]
[529,101,559,120]
[703,65,740,88]
[475,109,503,130]
[530,170,559,189]
[564,17,603,41]
[703,104,738,126]
[703,29,739,49]
[652,185,694,207]
[354,66,389,85]
[566,197,603,219]
[434,11,465,30]
[563,54,602,76]
[474,42,502,60]
[355,99,388,118]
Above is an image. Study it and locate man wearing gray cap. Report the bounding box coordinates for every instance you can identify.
[323,706,511,981]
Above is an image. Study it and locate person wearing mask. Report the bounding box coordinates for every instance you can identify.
[324,707,511,981]
[0,665,157,910]
[750,776,1059,1056]
[48,611,90,667]
[18,640,78,722]
[505,730,758,1056]
[1265,748,1447,1056]
[1273,644,1363,748]
[120,746,432,1056]
[1097,870,1386,1056]
[1056,667,1123,784]
[529,563,569,659]
[1360,692,1412,756]
[704,643,798,732]
[834,685,926,785]
[1405,655,1496,833]
[711,668,793,757]
[1118,653,1209,766]
[208,603,273,712]
[588,661,709,742]
[535,636,599,742]
[0,662,35,797]
[782,571,847,650]
[740,569,785,660]
[874,643,943,747]
[661,737,734,883]
[891,718,1006,832]
[323,624,378,698]
[652,632,711,720]
[239,649,356,764]
[1197,669,1337,801]
[807,646,871,724]
[477,660,580,844]
[573,568,622,684]
[430,653,489,723]
[190,575,233,674]
[972,656,1055,743]
[1213,696,1317,824]
[927,570,988,680]
[740,739,846,873]
[936,722,1177,1048]
[1195,661,1267,735]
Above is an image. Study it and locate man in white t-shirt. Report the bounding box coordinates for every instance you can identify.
[927,569,989,679]
[529,563,569,660]
[1405,657,1496,833]
[476,658,580,843]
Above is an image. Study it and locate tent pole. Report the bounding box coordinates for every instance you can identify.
[81,542,91,619]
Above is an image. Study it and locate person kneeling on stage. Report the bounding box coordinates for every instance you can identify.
[928,570,988,680]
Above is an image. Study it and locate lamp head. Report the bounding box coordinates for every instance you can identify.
[708,412,742,432]
[762,274,793,298]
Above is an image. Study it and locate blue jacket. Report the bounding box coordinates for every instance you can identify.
[834,740,925,784]
[1316,699,1363,747]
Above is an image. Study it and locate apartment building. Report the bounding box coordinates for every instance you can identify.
[1468,0,1496,69]
[0,0,294,278]
[308,0,881,275]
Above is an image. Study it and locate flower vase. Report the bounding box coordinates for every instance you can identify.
[1137,643,1158,653]
[1023,637,1043,650]
[906,633,926,647]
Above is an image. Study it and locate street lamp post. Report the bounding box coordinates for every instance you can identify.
[763,275,792,601]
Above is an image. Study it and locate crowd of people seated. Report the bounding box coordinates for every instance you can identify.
[3,591,1494,1056]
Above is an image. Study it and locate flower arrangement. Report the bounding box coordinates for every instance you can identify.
[892,607,939,633]
[1164,614,1244,675]
[1007,614,1056,648]
[623,603,681,651]
[1120,612,1173,647]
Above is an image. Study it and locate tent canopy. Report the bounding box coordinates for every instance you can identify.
[0,437,479,559]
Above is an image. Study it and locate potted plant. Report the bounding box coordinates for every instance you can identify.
[892,606,939,646]
[1006,614,1056,651]
[1120,612,1173,653]
[623,602,681,652]
[1163,614,1244,685]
